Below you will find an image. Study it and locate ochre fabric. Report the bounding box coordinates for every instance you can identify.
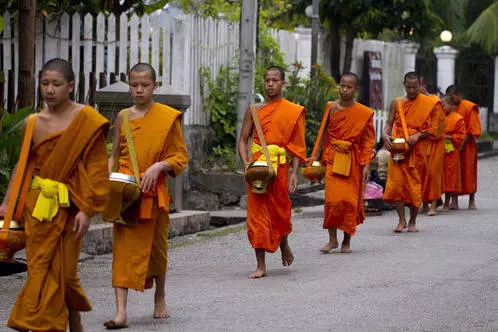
[422,102,446,202]
[455,100,481,194]
[8,106,110,332]
[112,103,187,292]
[246,98,305,253]
[443,112,466,194]
[322,102,375,236]
[383,94,439,207]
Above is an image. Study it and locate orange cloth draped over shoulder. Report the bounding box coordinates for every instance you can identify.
[246,98,306,253]
[383,94,439,208]
[320,102,375,236]
[8,107,110,332]
[422,100,446,202]
[443,112,466,194]
[112,103,187,292]
[455,100,481,195]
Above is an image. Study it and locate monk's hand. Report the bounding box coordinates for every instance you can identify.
[141,162,165,193]
[73,211,91,239]
[407,132,421,146]
[289,172,298,193]
[383,134,392,150]
[362,166,370,184]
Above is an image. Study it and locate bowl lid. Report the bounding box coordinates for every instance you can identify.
[0,220,23,229]
[110,172,137,184]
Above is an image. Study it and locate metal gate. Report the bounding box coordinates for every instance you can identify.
[416,52,438,94]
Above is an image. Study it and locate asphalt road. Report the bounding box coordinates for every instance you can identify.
[1,157,498,331]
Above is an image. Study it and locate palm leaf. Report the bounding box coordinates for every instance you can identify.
[1,106,34,134]
[464,2,498,54]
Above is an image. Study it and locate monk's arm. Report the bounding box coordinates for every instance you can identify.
[108,111,123,172]
[237,108,253,169]
[0,119,28,210]
[313,119,329,161]
[159,117,188,177]
[465,107,482,144]
[382,99,397,149]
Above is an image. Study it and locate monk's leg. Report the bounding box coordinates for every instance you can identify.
[468,193,477,210]
[153,274,170,319]
[341,232,352,253]
[450,195,459,210]
[280,235,294,267]
[248,249,267,279]
[393,201,407,232]
[104,287,128,328]
[418,202,428,214]
[69,310,83,332]
[319,228,338,253]
[407,206,419,232]
[428,199,438,216]
[442,194,450,212]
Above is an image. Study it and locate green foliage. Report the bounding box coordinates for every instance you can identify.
[199,64,238,170]
[284,63,339,156]
[464,1,498,54]
[0,106,35,198]
[254,27,286,97]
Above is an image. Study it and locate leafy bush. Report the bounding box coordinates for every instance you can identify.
[0,106,36,198]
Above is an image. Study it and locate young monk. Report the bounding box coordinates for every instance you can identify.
[445,85,481,210]
[105,63,188,329]
[383,72,442,233]
[440,95,466,211]
[419,85,446,216]
[0,58,110,331]
[310,73,375,253]
[238,66,306,278]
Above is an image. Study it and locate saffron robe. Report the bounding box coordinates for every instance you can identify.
[321,102,375,236]
[443,112,466,194]
[422,102,446,202]
[455,100,481,194]
[112,103,187,292]
[383,94,439,208]
[246,98,306,253]
[8,107,110,332]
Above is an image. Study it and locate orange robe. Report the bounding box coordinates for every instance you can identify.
[455,100,481,194]
[422,102,446,202]
[443,112,466,194]
[383,94,439,208]
[321,102,375,236]
[8,107,110,332]
[112,103,187,292]
[246,98,306,253]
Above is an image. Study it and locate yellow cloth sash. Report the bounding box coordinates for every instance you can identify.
[330,139,352,176]
[31,176,70,222]
[445,138,454,153]
[251,143,287,174]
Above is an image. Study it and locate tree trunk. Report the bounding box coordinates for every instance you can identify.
[329,21,341,82]
[18,0,36,110]
[342,26,355,74]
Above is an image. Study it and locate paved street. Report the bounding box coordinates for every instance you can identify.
[2,157,498,331]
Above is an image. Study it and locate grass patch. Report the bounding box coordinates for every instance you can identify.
[169,225,246,249]
[293,206,303,213]
[196,225,245,238]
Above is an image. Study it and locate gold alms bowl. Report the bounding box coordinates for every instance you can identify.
[302,161,326,184]
[0,220,26,263]
[391,138,410,162]
[245,161,276,194]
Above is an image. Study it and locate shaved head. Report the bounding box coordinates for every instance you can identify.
[129,63,157,82]
[41,58,75,83]
[265,66,285,81]
[403,71,420,83]
[341,72,360,86]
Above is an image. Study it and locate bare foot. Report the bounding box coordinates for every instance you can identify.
[153,295,170,319]
[319,240,338,253]
[427,209,436,216]
[407,224,419,232]
[393,221,406,233]
[441,206,450,212]
[144,277,154,289]
[280,244,294,267]
[468,202,477,210]
[418,204,428,214]
[103,318,128,329]
[449,205,459,210]
[248,268,267,279]
[340,243,352,253]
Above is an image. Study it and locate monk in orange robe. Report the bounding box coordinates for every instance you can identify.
[0,59,110,332]
[383,72,440,233]
[440,95,466,211]
[310,73,374,254]
[445,85,482,210]
[238,66,306,278]
[105,63,187,329]
[420,91,446,216]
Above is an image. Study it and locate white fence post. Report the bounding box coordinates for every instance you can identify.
[107,14,116,83]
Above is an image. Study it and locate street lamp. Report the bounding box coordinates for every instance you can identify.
[440,30,453,43]
[305,0,319,77]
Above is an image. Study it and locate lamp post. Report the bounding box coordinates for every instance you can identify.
[305,0,319,77]
[434,30,458,94]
